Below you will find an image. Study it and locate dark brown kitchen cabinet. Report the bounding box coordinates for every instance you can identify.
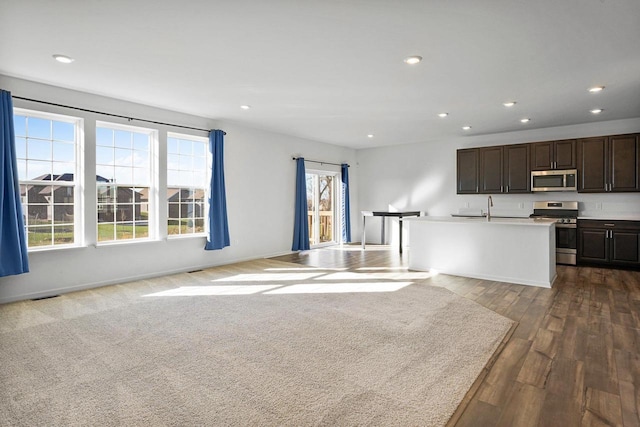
[457,145,528,194]
[457,148,479,194]
[503,144,530,193]
[530,139,576,170]
[480,146,503,193]
[578,220,640,267]
[578,134,639,192]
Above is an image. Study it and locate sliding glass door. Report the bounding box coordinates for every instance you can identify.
[306,171,336,247]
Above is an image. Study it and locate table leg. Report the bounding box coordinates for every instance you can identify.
[362,215,366,250]
[399,218,403,254]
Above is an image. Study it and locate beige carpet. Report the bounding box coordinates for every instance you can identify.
[0,259,513,426]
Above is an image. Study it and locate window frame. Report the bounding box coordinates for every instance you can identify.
[13,108,84,251]
[166,132,209,238]
[95,120,158,245]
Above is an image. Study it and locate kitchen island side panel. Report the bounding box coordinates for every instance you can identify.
[408,218,556,287]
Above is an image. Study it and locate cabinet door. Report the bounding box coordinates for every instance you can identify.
[578,137,608,192]
[610,134,639,192]
[530,141,554,170]
[554,140,576,169]
[503,144,530,193]
[578,228,609,263]
[480,146,503,193]
[611,230,639,264]
[457,149,479,194]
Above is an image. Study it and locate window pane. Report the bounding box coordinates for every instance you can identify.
[28,226,52,247]
[14,115,26,136]
[133,168,149,186]
[116,187,134,203]
[28,118,51,139]
[114,130,131,149]
[179,155,192,170]
[53,141,74,162]
[96,165,114,182]
[116,224,133,240]
[15,137,26,159]
[115,148,132,166]
[167,154,180,171]
[168,137,179,154]
[28,139,52,161]
[17,160,27,180]
[134,223,148,238]
[27,161,52,180]
[178,139,193,155]
[96,127,113,146]
[114,167,132,184]
[133,133,149,151]
[52,162,74,176]
[98,223,114,241]
[53,225,74,245]
[53,121,74,142]
[96,146,114,165]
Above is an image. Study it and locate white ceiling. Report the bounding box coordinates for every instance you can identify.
[1,0,639,149]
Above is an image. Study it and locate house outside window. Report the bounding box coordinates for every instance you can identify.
[96,122,156,243]
[167,133,208,236]
[13,109,82,249]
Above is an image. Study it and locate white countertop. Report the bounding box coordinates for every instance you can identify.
[407,216,555,226]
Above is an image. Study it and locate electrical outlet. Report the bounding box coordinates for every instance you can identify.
[595,202,602,210]
[464,202,470,208]
[518,202,524,209]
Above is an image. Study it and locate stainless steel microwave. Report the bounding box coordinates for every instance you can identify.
[531,169,578,192]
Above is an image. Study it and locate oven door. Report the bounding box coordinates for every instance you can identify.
[556,223,577,265]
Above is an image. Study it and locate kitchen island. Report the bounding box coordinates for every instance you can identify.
[407,217,556,288]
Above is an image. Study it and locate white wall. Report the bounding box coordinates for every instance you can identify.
[357,118,640,245]
[0,76,358,303]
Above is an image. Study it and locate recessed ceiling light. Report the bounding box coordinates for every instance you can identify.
[588,86,605,93]
[404,56,422,65]
[520,118,530,123]
[367,134,374,138]
[240,105,251,110]
[438,113,448,118]
[590,108,603,114]
[52,54,74,64]
[503,101,516,107]
[462,126,472,130]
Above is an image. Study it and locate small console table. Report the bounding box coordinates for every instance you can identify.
[361,211,422,254]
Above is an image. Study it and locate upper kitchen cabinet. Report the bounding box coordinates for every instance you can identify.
[480,146,503,193]
[530,139,576,170]
[457,148,479,194]
[503,144,531,193]
[578,134,639,192]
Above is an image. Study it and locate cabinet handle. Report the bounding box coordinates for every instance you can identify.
[506,185,509,193]
[604,223,615,227]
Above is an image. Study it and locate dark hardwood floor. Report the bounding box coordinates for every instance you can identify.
[272,245,640,427]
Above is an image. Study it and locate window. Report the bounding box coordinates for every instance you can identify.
[96,122,155,243]
[306,171,337,246]
[167,134,208,236]
[13,109,81,249]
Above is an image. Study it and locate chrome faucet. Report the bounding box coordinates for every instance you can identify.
[487,195,493,221]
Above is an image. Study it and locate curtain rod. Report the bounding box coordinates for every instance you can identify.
[292,157,349,167]
[12,95,225,135]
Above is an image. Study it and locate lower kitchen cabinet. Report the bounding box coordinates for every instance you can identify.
[578,220,640,267]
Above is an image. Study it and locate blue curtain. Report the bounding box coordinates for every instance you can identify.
[341,163,351,243]
[0,90,29,277]
[292,158,310,251]
[205,130,230,250]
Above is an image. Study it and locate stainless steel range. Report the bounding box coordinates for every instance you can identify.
[530,201,578,265]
